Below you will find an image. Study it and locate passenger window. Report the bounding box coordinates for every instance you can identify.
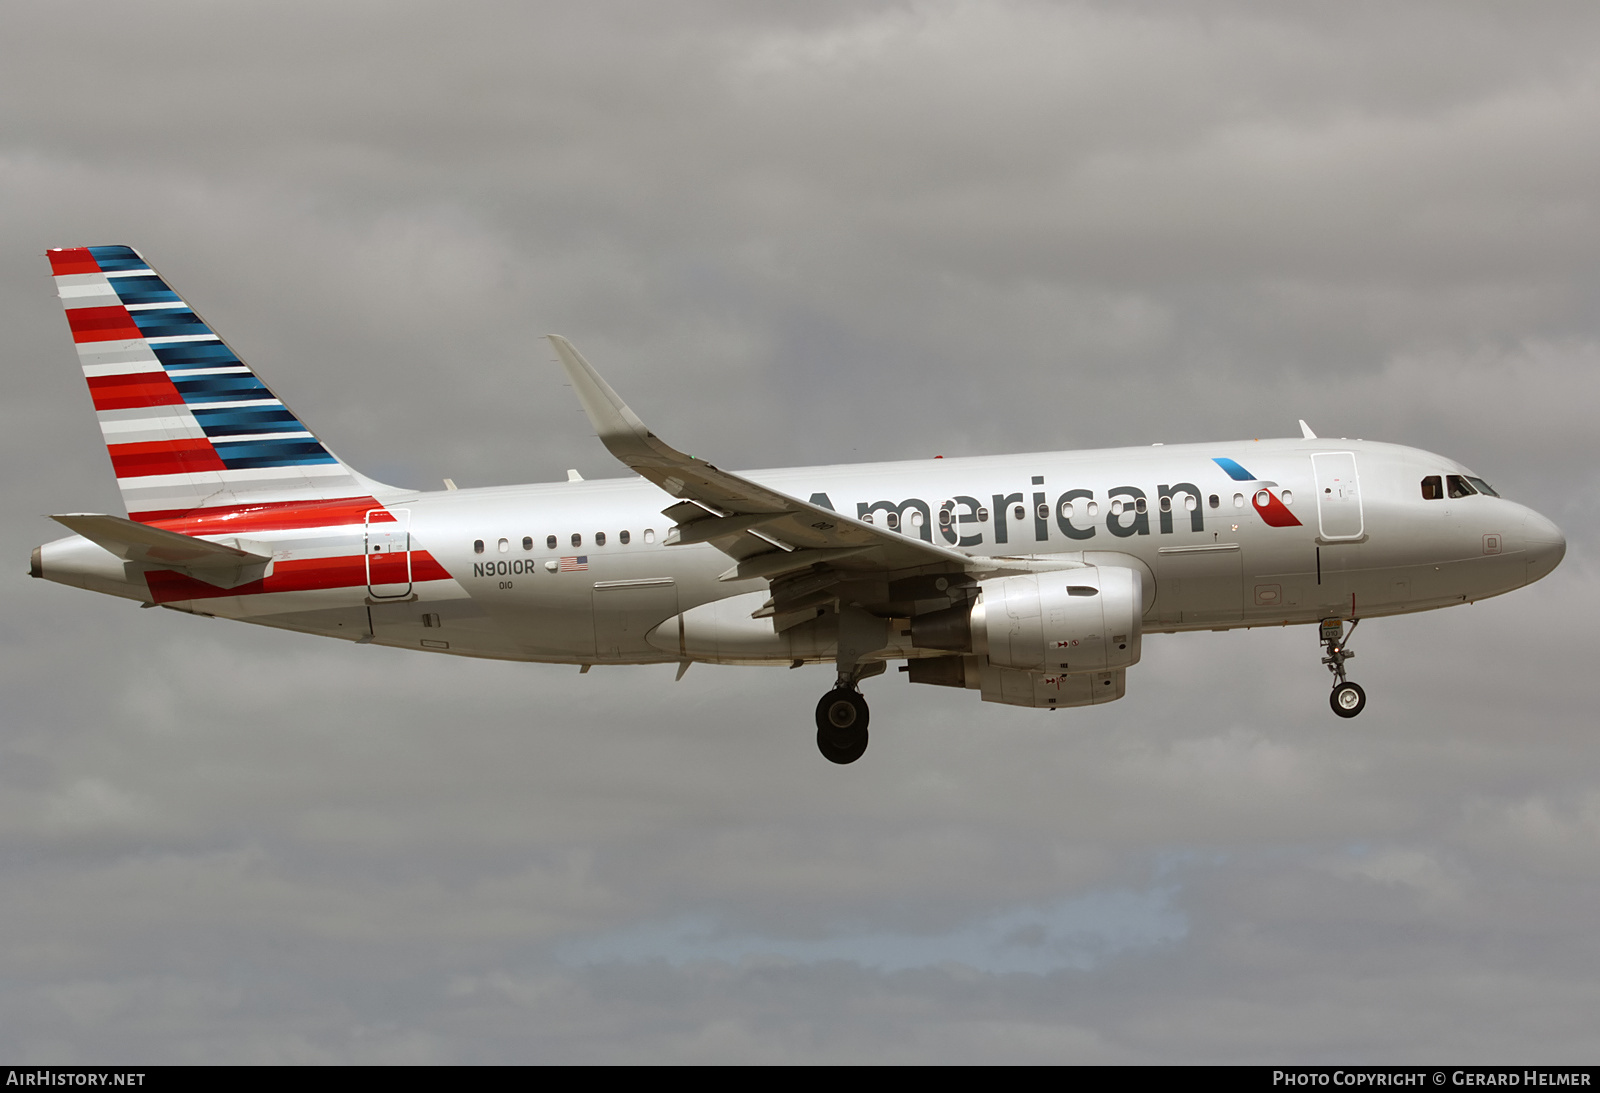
[498,538,509,553]
[1184,494,1198,511]
[1037,503,1050,520]
[1233,493,1245,509]
[1421,476,1443,500]
[522,536,533,551]
[1060,501,1074,520]
[620,530,631,545]
[643,528,655,544]
[1012,505,1025,521]
[976,507,989,522]
[1447,474,1476,499]
[1134,497,1147,515]
[1209,494,1219,509]
[1086,501,1098,517]
[473,540,484,554]
[571,533,582,548]
[547,535,557,550]
[1159,496,1172,513]
[595,532,607,546]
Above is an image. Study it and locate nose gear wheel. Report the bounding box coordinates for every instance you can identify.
[1330,680,1366,718]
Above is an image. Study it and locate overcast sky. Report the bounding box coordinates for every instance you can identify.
[3,0,1598,1063]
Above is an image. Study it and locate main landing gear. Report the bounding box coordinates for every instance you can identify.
[816,609,888,764]
[816,687,869,765]
[1320,618,1366,718]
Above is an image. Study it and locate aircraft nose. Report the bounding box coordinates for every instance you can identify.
[1522,509,1566,584]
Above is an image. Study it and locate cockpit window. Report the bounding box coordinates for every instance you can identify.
[1466,476,1500,498]
[1447,474,1477,499]
[1421,475,1443,500]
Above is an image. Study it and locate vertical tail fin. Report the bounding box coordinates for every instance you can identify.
[48,245,400,522]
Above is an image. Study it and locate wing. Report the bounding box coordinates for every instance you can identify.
[546,335,990,628]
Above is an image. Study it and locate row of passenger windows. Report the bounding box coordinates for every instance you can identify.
[863,491,1290,530]
[470,485,1313,550]
[1421,474,1499,501]
[472,529,658,554]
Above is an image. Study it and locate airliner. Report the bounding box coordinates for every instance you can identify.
[31,246,1567,763]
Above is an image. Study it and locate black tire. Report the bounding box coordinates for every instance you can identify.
[1330,681,1366,718]
[815,688,870,764]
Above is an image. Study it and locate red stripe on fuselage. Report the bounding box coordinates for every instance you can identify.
[136,495,387,532]
[48,248,100,276]
[66,305,143,343]
[86,371,184,411]
[108,438,226,478]
[143,551,453,604]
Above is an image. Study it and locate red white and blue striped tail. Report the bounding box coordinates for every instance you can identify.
[48,245,400,523]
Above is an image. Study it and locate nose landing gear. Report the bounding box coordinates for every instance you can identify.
[1321,618,1365,718]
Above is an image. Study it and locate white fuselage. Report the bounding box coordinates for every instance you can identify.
[36,436,1567,668]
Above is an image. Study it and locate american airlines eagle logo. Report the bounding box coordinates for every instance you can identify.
[1212,457,1302,528]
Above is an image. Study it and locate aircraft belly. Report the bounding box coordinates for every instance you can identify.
[656,590,834,665]
[481,600,597,659]
[593,580,680,663]
[245,604,373,640]
[1408,553,1527,606]
[173,576,533,656]
[1154,548,1245,625]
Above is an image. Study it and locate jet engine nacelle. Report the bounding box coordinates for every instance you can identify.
[911,567,1142,674]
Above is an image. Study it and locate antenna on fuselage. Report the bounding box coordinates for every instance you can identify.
[1299,420,1318,439]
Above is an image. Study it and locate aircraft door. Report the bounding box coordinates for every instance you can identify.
[1313,453,1364,540]
[365,508,413,599]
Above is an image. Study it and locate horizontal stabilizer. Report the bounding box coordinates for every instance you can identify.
[51,513,273,589]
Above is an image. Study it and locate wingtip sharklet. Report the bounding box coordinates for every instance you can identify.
[547,334,695,476]
[547,335,648,443]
